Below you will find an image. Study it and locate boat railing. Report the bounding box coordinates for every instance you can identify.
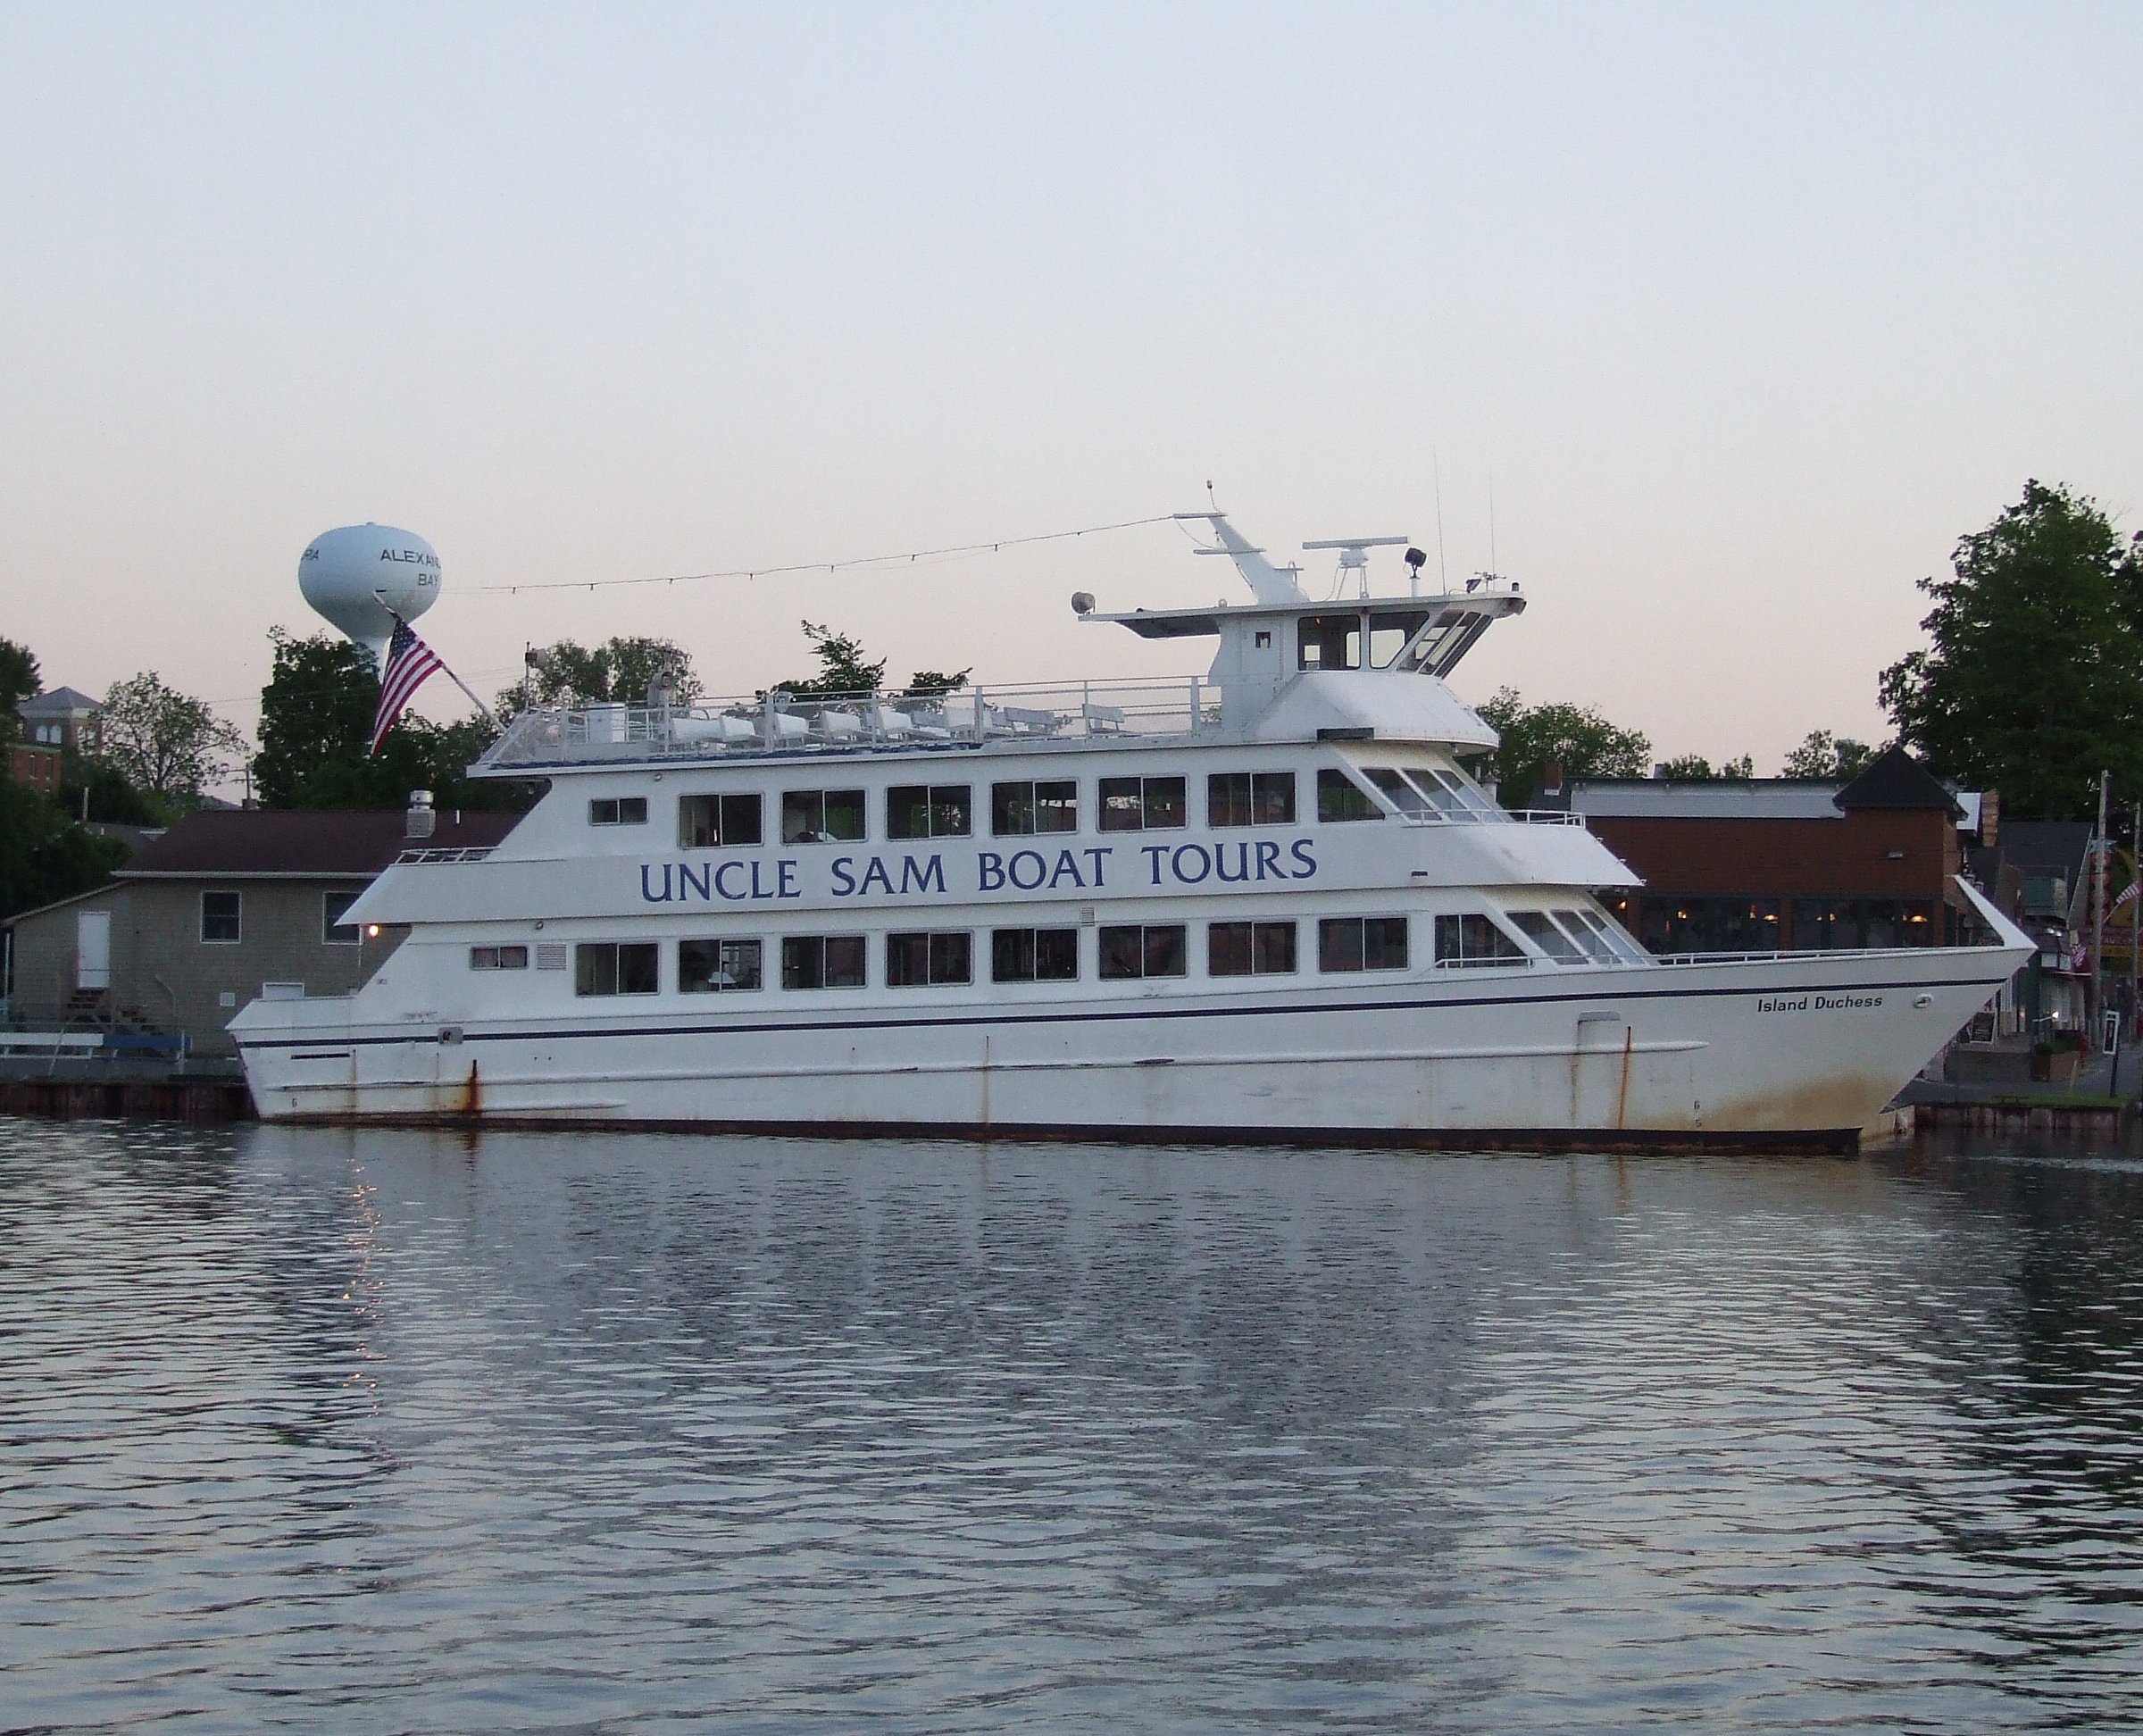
[480,677,1221,770]
[396,846,497,865]
[1390,807,1587,830]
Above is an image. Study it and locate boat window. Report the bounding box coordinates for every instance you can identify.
[1207,772,1296,827]
[1317,768,1382,822]
[680,792,763,849]
[781,934,866,989]
[1576,906,1650,962]
[887,931,972,987]
[1363,767,1435,818]
[781,789,865,844]
[1298,613,1360,671]
[1099,923,1188,980]
[992,927,1080,982]
[1433,913,1526,966]
[992,780,1078,836]
[679,938,763,992]
[470,945,529,971]
[575,941,659,997]
[1510,911,1585,964]
[589,797,648,826]
[1396,770,1466,817]
[1428,767,1497,814]
[887,784,972,839]
[1368,610,1432,669]
[1098,776,1187,831]
[1208,920,1297,977]
[1550,908,1620,964]
[1319,916,1409,972]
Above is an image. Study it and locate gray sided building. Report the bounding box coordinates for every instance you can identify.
[4,806,519,1056]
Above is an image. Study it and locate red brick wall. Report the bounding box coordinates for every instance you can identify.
[1585,809,1958,902]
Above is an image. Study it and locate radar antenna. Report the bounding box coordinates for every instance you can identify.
[1302,534,1412,599]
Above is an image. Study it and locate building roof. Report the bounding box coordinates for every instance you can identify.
[1980,820,2092,881]
[116,806,521,879]
[1833,745,1964,815]
[16,686,101,718]
[1566,780,1847,820]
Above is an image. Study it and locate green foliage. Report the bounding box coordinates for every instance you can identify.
[62,750,170,825]
[505,636,700,717]
[1780,730,1877,780]
[254,630,516,812]
[1657,753,1755,780]
[902,667,972,700]
[0,777,129,922]
[774,622,969,700]
[0,637,38,739]
[1472,688,1651,806]
[94,671,247,809]
[1880,480,2143,819]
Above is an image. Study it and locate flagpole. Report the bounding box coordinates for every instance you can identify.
[2095,769,2110,1038]
[374,596,499,730]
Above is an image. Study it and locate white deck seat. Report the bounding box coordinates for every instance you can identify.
[814,709,863,740]
[672,714,755,745]
[1083,702,1127,734]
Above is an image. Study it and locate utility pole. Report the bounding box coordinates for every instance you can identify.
[2094,770,2110,1035]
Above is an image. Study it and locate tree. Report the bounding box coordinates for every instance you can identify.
[94,672,247,811]
[774,622,968,700]
[0,779,129,922]
[1656,753,1755,780]
[1780,730,1877,780]
[504,636,700,717]
[254,630,517,812]
[0,637,38,739]
[1472,689,1650,806]
[1880,480,2143,818]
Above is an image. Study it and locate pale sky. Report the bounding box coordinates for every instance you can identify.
[4,2,2137,772]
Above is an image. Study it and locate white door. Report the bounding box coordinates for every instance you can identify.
[76,910,112,991]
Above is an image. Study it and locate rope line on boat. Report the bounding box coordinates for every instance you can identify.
[479,513,1181,595]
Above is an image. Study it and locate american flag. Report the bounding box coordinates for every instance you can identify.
[370,616,446,755]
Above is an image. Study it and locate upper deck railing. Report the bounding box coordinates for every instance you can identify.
[479,678,1218,772]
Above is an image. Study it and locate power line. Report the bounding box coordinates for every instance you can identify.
[478,513,1180,595]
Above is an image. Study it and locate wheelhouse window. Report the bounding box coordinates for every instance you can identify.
[1297,613,1361,670]
[1434,913,1526,966]
[1208,920,1297,976]
[201,890,241,945]
[1319,916,1409,972]
[1099,923,1188,980]
[322,890,362,946]
[1317,768,1381,822]
[1098,775,1186,832]
[991,780,1077,836]
[992,927,1079,983]
[590,796,648,826]
[781,934,867,989]
[680,937,763,991]
[1510,911,1586,963]
[471,945,529,971]
[1207,772,1295,828]
[575,941,659,996]
[888,784,971,839]
[1363,768,1436,819]
[680,792,763,848]
[782,789,864,844]
[887,931,972,987]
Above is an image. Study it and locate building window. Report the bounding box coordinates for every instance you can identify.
[782,789,865,844]
[1434,913,1526,966]
[322,890,362,946]
[1319,916,1409,972]
[1099,923,1188,980]
[680,938,763,992]
[1208,920,1297,976]
[1098,776,1187,832]
[888,785,971,839]
[680,792,763,848]
[992,927,1079,983]
[781,934,867,989]
[575,942,658,996]
[201,890,242,945]
[471,945,530,970]
[1788,897,1930,951]
[590,797,648,826]
[1207,772,1296,827]
[991,780,1078,836]
[887,931,972,987]
[1317,768,1382,822]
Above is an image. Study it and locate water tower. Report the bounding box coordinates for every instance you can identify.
[298,523,441,668]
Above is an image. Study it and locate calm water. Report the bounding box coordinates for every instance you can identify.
[5,1122,2143,1731]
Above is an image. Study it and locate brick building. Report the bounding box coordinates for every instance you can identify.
[10,685,99,797]
[3,805,518,1056]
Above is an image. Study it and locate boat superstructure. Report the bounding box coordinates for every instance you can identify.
[233,515,2030,1149]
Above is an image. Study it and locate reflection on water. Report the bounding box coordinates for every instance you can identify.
[4,1121,2143,1730]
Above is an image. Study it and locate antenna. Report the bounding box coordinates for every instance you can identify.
[1303,535,1412,600]
[1433,453,1448,592]
[1488,475,1497,579]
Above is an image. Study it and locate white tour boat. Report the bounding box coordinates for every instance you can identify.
[233,515,2030,1150]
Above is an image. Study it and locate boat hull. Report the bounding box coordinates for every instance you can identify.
[235,944,2019,1152]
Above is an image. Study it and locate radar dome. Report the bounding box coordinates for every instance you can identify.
[299,523,441,667]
